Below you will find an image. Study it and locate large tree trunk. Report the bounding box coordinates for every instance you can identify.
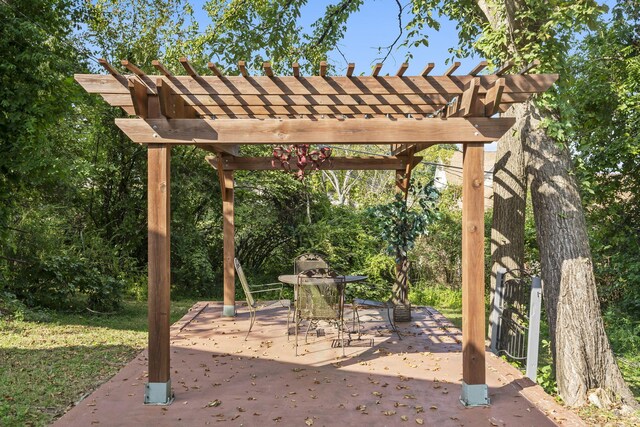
[490,103,528,292]
[523,101,637,407]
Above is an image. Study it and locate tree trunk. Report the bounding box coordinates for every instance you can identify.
[523,101,637,407]
[490,103,528,293]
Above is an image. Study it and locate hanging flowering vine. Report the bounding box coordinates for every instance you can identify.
[272,144,332,180]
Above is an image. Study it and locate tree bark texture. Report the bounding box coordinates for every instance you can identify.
[490,103,527,294]
[523,101,637,407]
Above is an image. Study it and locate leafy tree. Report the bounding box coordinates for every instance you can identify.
[567,2,640,315]
[368,179,440,311]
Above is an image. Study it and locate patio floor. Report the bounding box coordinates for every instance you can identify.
[55,302,584,426]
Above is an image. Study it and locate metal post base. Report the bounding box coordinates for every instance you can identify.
[460,382,490,407]
[144,381,174,405]
[222,305,236,317]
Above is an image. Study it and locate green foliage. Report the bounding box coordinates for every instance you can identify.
[565,2,640,317]
[368,179,440,262]
[198,0,364,75]
[410,186,462,287]
[409,283,462,309]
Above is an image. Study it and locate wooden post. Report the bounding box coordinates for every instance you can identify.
[145,144,173,404]
[222,170,235,317]
[460,143,489,406]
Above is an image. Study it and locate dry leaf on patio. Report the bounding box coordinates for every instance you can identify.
[416,418,424,425]
[372,391,382,397]
[415,405,424,413]
[356,405,367,411]
[401,415,409,421]
[205,399,222,407]
[272,416,282,422]
[305,417,314,425]
[383,410,396,416]
[430,405,438,410]
[404,394,415,399]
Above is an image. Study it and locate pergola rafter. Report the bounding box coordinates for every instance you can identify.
[74,57,557,408]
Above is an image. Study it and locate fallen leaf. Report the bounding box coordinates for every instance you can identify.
[401,415,408,421]
[273,416,282,422]
[305,417,314,426]
[372,391,382,397]
[383,410,396,416]
[430,405,438,410]
[416,418,424,425]
[205,400,222,408]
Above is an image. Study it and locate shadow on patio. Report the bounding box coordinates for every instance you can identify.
[55,302,584,426]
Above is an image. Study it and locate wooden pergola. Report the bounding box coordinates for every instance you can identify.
[74,58,556,406]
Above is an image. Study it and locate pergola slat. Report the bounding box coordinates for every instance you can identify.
[98,58,120,76]
[319,61,327,77]
[420,63,435,77]
[292,62,300,77]
[238,61,248,77]
[469,61,488,76]
[346,63,355,77]
[444,61,461,76]
[518,59,541,74]
[496,61,514,76]
[372,63,382,77]
[121,60,146,77]
[114,117,517,144]
[208,62,223,77]
[180,57,199,78]
[396,63,409,77]
[152,60,173,78]
[263,62,274,77]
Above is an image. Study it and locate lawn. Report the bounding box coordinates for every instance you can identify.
[0,299,196,427]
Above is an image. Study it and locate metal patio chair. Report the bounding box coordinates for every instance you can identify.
[352,285,402,340]
[294,269,346,356]
[234,258,290,340]
[294,253,329,274]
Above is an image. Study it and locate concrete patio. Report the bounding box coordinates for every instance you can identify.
[55,302,584,426]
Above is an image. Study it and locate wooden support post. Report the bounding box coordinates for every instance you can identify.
[221,169,235,317]
[145,144,173,405]
[461,142,489,406]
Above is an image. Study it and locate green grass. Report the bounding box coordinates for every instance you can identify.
[0,299,196,427]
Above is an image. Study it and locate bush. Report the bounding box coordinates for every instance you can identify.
[409,282,462,309]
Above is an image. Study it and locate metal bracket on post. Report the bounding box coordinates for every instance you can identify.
[525,276,542,382]
[144,381,174,405]
[222,305,236,317]
[489,268,506,353]
[460,382,490,407]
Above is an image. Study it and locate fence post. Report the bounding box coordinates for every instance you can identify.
[489,268,506,353]
[526,276,542,382]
